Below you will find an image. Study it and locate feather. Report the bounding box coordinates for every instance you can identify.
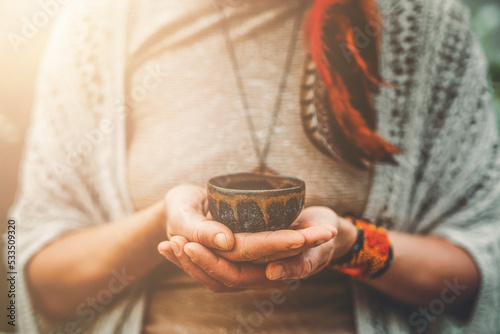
[304,0,402,165]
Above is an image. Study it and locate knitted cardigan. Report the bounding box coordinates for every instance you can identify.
[8,0,500,333]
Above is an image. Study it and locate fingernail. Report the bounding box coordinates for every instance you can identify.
[184,247,195,260]
[170,242,180,255]
[289,242,303,250]
[269,264,285,280]
[214,233,228,249]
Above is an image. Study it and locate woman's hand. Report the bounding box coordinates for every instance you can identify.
[164,184,235,251]
[158,205,355,291]
[159,235,282,292]
[163,185,338,256]
[266,206,358,281]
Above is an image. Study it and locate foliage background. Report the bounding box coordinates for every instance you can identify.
[464,0,500,124]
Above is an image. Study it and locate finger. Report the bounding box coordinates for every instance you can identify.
[166,185,235,251]
[297,224,337,246]
[158,241,182,268]
[292,206,339,226]
[213,229,306,262]
[185,242,286,290]
[169,236,234,292]
[190,215,235,251]
[251,225,335,264]
[174,209,235,251]
[266,240,334,280]
[291,219,338,236]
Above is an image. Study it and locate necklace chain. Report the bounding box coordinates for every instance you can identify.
[214,1,305,173]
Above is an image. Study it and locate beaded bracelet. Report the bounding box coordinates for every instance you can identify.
[329,216,393,279]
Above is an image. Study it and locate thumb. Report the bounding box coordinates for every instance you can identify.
[185,210,235,251]
[165,184,235,250]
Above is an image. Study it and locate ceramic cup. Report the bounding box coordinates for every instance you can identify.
[207,173,305,233]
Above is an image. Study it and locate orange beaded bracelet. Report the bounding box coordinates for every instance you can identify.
[329,216,393,279]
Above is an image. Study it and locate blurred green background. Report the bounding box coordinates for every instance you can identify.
[465,1,500,329]
[465,0,500,122]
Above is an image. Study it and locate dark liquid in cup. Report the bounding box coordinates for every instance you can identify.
[226,180,274,190]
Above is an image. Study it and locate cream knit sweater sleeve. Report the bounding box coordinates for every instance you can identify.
[7,1,140,333]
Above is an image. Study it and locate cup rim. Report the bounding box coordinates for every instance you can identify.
[208,172,305,194]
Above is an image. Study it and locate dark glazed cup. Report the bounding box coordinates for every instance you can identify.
[207,173,305,233]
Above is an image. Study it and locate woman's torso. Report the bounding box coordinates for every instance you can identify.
[126,0,372,332]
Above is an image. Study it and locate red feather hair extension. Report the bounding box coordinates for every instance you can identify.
[304,0,402,165]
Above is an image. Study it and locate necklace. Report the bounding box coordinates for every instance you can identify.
[214,1,306,174]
